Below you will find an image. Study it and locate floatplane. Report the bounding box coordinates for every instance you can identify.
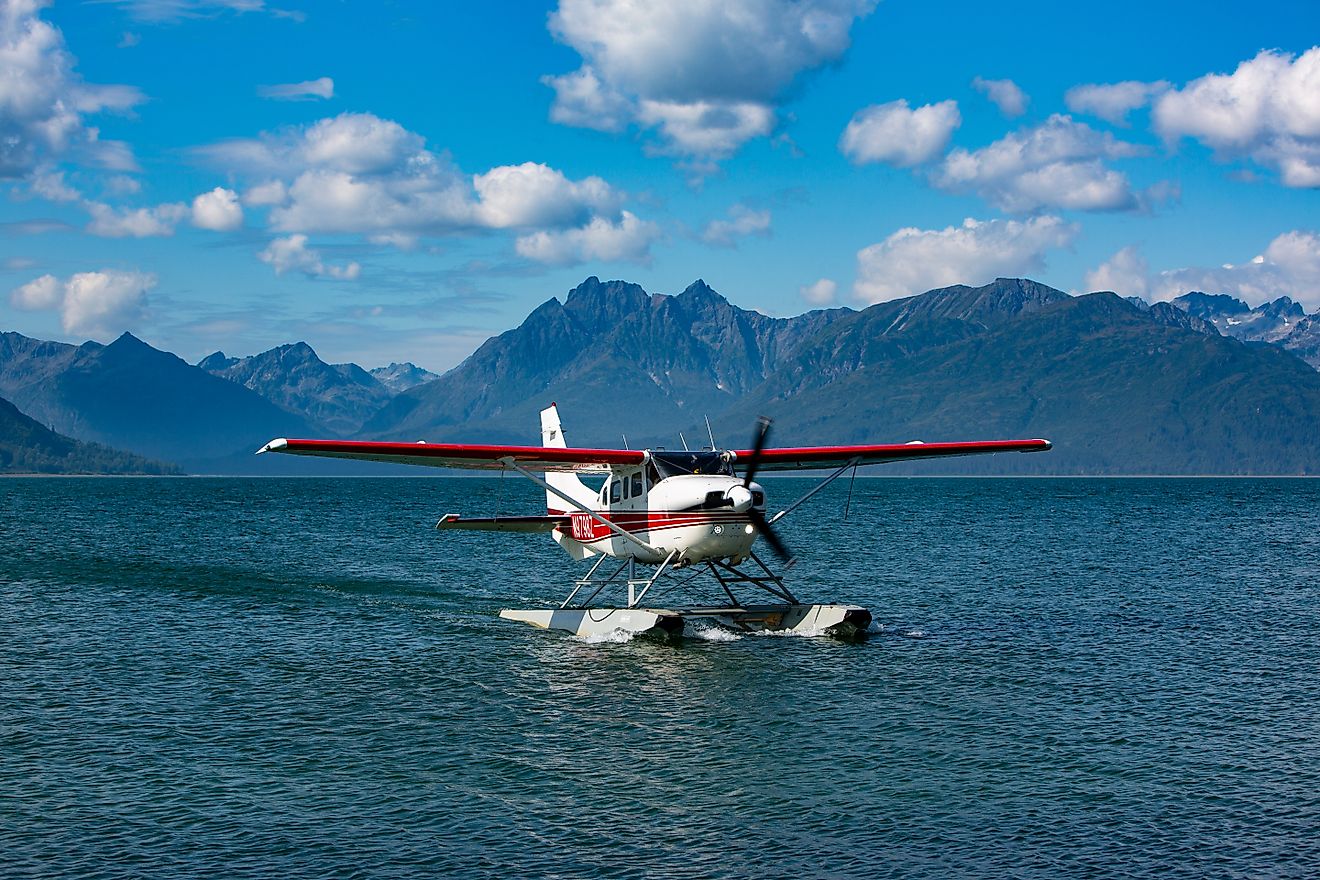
[259,405,1050,639]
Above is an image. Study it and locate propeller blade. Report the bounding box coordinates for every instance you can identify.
[742,416,772,488]
[748,507,793,565]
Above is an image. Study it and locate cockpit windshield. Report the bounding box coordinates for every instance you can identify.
[650,451,734,478]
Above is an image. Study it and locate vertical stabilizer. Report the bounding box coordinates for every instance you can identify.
[539,404,596,513]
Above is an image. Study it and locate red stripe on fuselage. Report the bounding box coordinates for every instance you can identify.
[549,509,751,544]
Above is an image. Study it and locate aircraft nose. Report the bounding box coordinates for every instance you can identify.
[725,484,753,513]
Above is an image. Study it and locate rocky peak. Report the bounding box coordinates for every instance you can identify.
[562,277,650,327]
[198,351,238,371]
[1173,292,1251,319]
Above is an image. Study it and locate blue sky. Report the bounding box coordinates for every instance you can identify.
[2,0,1318,372]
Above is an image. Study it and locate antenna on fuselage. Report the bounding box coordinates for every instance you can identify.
[622,434,630,450]
[679,432,690,451]
[704,415,717,450]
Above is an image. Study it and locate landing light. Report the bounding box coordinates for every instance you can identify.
[744,525,754,535]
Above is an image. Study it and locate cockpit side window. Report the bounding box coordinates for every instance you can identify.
[609,478,622,504]
[630,473,643,498]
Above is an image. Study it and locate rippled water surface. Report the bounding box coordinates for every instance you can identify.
[3,477,1319,879]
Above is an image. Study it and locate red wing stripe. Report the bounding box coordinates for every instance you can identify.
[260,438,645,472]
[734,439,1052,470]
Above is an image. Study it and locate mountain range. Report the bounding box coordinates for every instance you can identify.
[3,276,1319,475]
[1168,292,1320,369]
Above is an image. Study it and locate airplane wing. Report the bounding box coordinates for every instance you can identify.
[736,439,1052,471]
[257,438,644,473]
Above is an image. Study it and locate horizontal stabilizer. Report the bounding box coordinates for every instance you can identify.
[435,513,568,533]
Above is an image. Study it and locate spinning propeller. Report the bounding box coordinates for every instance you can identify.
[739,417,794,565]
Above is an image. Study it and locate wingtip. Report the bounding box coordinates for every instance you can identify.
[256,438,288,455]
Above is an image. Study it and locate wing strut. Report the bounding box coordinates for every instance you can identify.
[767,456,862,525]
[501,458,658,556]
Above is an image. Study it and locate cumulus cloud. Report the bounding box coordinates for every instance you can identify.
[190,187,243,230]
[10,269,155,337]
[854,215,1078,303]
[1066,80,1169,126]
[1085,232,1320,311]
[257,77,334,101]
[200,112,650,261]
[258,234,360,279]
[472,162,620,228]
[932,114,1147,212]
[840,99,960,167]
[800,277,838,305]
[634,99,776,160]
[85,200,188,237]
[1153,47,1320,188]
[701,204,771,247]
[543,0,876,160]
[515,211,660,266]
[972,77,1028,117]
[0,0,145,180]
[1082,244,1150,299]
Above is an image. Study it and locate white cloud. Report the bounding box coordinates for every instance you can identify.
[544,0,877,160]
[839,99,960,167]
[1065,80,1169,126]
[800,277,838,305]
[1082,245,1150,298]
[701,204,771,247]
[1153,48,1320,188]
[1085,232,1320,311]
[9,269,155,337]
[201,113,652,260]
[30,169,81,202]
[190,187,243,230]
[515,211,660,266]
[242,179,287,206]
[635,99,777,160]
[472,162,620,229]
[202,112,425,178]
[854,215,1078,303]
[257,77,334,101]
[107,0,269,23]
[85,200,188,237]
[0,0,145,180]
[972,77,1028,117]
[541,67,631,131]
[10,273,63,310]
[258,234,360,280]
[932,114,1147,212]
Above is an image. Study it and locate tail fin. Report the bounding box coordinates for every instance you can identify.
[540,404,595,512]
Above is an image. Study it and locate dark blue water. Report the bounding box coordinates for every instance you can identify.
[3,477,1319,879]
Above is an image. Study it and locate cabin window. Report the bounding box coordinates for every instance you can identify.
[622,477,630,500]
[600,480,610,505]
[609,479,622,504]
[630,473,643,498]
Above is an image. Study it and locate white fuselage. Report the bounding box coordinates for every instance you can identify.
[549,470,766,566]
